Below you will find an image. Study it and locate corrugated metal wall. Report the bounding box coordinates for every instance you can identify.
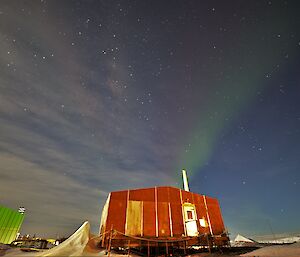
[102,186,226,239]
[0,206,25,244]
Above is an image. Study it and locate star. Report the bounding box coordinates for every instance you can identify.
[0,0,299,240]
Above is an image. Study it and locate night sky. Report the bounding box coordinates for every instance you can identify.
[0,0,300,239]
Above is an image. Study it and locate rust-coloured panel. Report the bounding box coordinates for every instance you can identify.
[101,186,227,242]
[157,187,169,202]
[110,190,128,201]
[181,190,194,204]
[143,201,156,237]
[168,187,180,203]
[193,192,203,205]
[129,188,155,202]
[170,203,184,236]
[206,196,225,235]
[195,205,210,234]
[106,197,127,234]
[157,202,170,237]
[193,193,210,235]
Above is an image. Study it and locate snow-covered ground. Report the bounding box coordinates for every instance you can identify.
[242,241,300,257]
[258,236,300,244]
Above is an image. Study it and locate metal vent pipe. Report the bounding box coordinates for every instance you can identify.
[182,169,190,192]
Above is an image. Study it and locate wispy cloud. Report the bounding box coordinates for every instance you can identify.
[0,1,181,237]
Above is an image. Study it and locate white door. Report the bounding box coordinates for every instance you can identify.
[183,205,198,236]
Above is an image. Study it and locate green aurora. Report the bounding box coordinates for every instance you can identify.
[177,12,299,180]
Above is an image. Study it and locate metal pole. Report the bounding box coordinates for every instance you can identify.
[101,232,105,248]
[165,242,168,256]
[206,234,211,254]
[128,240,130,257]
[107,225,113,257]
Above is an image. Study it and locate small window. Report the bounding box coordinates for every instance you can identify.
[187,210,193,220]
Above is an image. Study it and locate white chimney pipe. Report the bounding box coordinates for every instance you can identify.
[182,169,190,192]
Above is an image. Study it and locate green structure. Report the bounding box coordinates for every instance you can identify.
[0,206,25,244]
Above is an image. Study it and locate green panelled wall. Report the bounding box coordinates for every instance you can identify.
[0,206,25,244]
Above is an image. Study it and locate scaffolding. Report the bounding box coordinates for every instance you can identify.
[101,227,230,256]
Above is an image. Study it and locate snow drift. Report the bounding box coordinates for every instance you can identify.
[241,241,300,257]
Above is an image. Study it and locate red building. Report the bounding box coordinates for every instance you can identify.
[99,185,229,249]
